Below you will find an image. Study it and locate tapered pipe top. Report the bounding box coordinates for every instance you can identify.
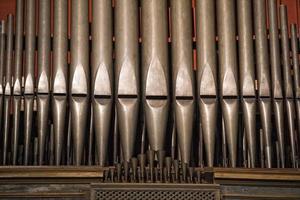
[268,0,283,98]
[92,0,112,97]
[196,0,217,96]
[171,0,194,98]
[37,0,51,94]
[70,0,89,95]
[280,5,293,98]
[0,20,5,94]
[13,0,24,95]
[24,0,36,95]
[115,0,139,96]
[237,0,255,97]
[4,14,14,96]
[217,0,239,97]
[142,0,169,97]
[253,0,271,97]
[291,24,300,98]
[53,0,68,94]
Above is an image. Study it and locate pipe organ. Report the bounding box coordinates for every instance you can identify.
[0,0,299,199]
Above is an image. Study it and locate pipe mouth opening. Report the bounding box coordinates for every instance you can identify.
[94,94,111,99]
[72,94,87,97]
[146,95,167,100]
[175,96,193,100]
[118,94,138,99]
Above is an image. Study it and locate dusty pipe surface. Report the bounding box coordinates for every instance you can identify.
[142,0,169,152]
[23,0,36,165]
[2,14,13,165]
[217,0,239,167]
[92,0,113,167]
[12,0,24,165]
[52,0,68,165]
[115,0,139,163]
[70,0,89,165]
[196,0,217,167]
[171,0,195,167]
[268,0,285,168]
[237,0,256,168]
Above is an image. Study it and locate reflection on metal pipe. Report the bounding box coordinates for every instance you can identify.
[70,0,89,165]
[171,0,195,166]
[12,0,24,165]
[253,0,272,168]
[237,0,256,168]
[291,24,300,159]
[217,0,239,167]
[2,15,13,165]
[37,0,51,165]
[268,0,285,168]
[142,0,169,152]
[0,21,5,143]
[279,5,296,167]
[24,0,36,165]
[52,0,68,165]
[115,0,139,163]
[196,0,217,167]
[92,0,113,167]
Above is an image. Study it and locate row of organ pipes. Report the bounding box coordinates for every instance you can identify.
[0,0,299,182]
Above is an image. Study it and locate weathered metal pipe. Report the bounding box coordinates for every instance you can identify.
[70,0,89,165]
[115,0,139,163]
[279,5,296,168]
[12,0,24,165]
[171,0,195,166]
[37,0,51,165]
[196,0,217,167]
[237,0,256,168]
[92,0,113,167]
[0,21,5,143]
[142,0,169,152]
[217,0,239,167]
[52,0,68,165]
[291,24,300,159]
[2,14,13,165]
[24,0,36,165]
[253,0,272,168]
[268,0,285,168]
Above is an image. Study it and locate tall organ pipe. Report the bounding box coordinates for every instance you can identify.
[196,0,217,167]
[217,0,239,167]
[70,0,89,165]
[92,0,113,167]
[52,0,68,165]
